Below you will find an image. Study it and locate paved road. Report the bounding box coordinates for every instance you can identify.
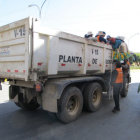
[0,70,140,140]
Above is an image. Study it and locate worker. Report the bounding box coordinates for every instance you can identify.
[85,31,93,39]
[95,31,107,43]
[107,35,123,51]
[119,42,129,53]
[84,31,97,42]
[122,59,130,83]
[111,61,123,113]
[122,59,130,73]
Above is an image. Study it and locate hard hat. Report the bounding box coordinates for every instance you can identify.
[97,31,106,36]
[116,36,125,41]
[87,31,93,35]
[120,60,124,64]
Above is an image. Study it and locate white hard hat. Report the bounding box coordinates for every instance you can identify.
[97,31,106,36]
[87,31,93,35]
[120,60,124,64]
[116,36,125,41]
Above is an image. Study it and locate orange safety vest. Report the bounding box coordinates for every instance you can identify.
[96,36,100,42]
[115,68,123,83]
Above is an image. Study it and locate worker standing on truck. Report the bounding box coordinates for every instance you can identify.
[95,31,107,43]
[107,35,129,53]
[122,59,130,73]
[84,31,97,42]
[122,59,130,82]
[107,35,123,50]
[119,42,129,53]
[85,31,93,39]
[111,61,123,113]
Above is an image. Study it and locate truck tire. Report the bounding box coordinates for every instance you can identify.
[120,76,129,97]
[57,86,83,123]
[15,94,40,111]
[83,82,102,112]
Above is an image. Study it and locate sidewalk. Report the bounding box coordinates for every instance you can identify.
[130,70,140,83]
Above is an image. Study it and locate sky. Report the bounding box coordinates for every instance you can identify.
[0,0,140,52]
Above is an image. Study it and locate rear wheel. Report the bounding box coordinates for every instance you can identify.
[83,82,102,112]
[57,86,83,123]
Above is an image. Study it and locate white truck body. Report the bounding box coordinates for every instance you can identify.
[0,17,112,82]
[1,17,124,123]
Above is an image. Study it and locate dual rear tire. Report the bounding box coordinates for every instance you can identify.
[83,83,102,112]
[57,83,102,123]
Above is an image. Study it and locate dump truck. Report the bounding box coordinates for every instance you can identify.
[0,17,130,123]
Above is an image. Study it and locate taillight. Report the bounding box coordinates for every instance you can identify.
[35,83,42,92]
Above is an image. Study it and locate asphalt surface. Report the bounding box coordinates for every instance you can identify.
[0,70,140,140]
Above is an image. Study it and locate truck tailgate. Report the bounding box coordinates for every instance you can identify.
[0,17,32,81]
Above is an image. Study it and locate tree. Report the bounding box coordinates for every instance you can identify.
[135,53,140,66]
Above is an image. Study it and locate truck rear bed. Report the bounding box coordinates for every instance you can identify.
[0,17,113,82]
